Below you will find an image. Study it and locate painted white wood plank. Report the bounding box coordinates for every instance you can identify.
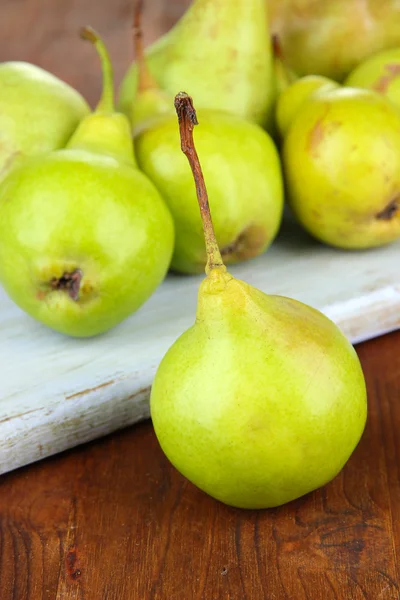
[1,219,399,475]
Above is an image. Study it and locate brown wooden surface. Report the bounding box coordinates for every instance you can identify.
[0,330,399,599]
[1,1,400,598]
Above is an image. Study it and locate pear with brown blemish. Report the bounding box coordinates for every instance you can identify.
[0,27,173,337]
[150,93,367,510]
[282,87,400,249]
[345,47,400,111]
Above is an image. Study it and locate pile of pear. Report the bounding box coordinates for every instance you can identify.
[3,0,400,509]
[0,0,399,339]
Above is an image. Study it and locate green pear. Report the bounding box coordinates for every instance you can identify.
[268,0,400,82]
[135,109,283,274]
[150,93,367,510]
[0,61,89,181]
[119,0,275,129]
[283,87,400,249]
[276,75,339,139]
[0,28,173,338]
[345,47,400,111]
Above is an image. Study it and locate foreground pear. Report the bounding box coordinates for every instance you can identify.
[268,0,400,82]
[119,0,275,128]
[0,28,173,338]
[0,62,89,180]
[150,92,367,510]
[283,87,400,249]
[345,47,400,111]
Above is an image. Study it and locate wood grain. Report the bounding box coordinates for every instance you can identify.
[0,329,399,599]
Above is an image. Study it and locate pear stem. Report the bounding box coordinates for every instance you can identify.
[133,0,159,92]
[174,92,224,274]
[272,34,284,61]
[80,26,115,114]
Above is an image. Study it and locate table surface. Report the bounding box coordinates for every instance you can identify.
[1,1,400,599]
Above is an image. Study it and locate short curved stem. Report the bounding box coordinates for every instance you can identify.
[80,26,114,113]
[133,0,159,92]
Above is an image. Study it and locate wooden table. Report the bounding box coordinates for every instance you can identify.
[0,330,399,599]
[1,1,400,598]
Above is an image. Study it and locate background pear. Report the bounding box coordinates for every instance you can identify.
[119,0,275,129]
[0,62,89,181]
[345,47,400,111]
[268,0,400,82]
[150,93,367,510]
[0,28,173,338]
[276,75,339,139]
[135,109,283,274]
[283,87,400,249]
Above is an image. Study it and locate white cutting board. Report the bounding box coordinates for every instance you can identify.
[1,217,400,476]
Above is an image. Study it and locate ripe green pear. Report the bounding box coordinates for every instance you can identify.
[283,88,400,249]
[0,28,174,338]
[151,266,367,509]
[119,0,275,128]
[0,62,89,180]
[345,47,400,111]
[151,92,367,510]
[276,75,339,139]
[135,110,283,274]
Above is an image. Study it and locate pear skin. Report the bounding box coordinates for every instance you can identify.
[0,62,89,180]
[276,75,340,139]
[283,88,400,248]
[345,47,400,111]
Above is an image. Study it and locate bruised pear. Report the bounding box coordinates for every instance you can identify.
[283,87,400,249]
[0,28,173,337]
[150,93,367,510]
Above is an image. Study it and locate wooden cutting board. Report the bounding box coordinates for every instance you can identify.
[1,218,399,476]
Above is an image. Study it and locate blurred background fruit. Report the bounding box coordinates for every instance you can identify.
[268,0,400,82]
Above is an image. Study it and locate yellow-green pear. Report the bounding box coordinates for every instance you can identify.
[119,0,275,129]
[0,62,89,180]
[345,47,400,111]
[150,93,367,510]
[0,28,173,338]
[276,75,339,139]
[283,87,400,249]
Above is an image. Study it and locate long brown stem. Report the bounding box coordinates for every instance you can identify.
[174,92,224,274]
[132,0,158,92]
